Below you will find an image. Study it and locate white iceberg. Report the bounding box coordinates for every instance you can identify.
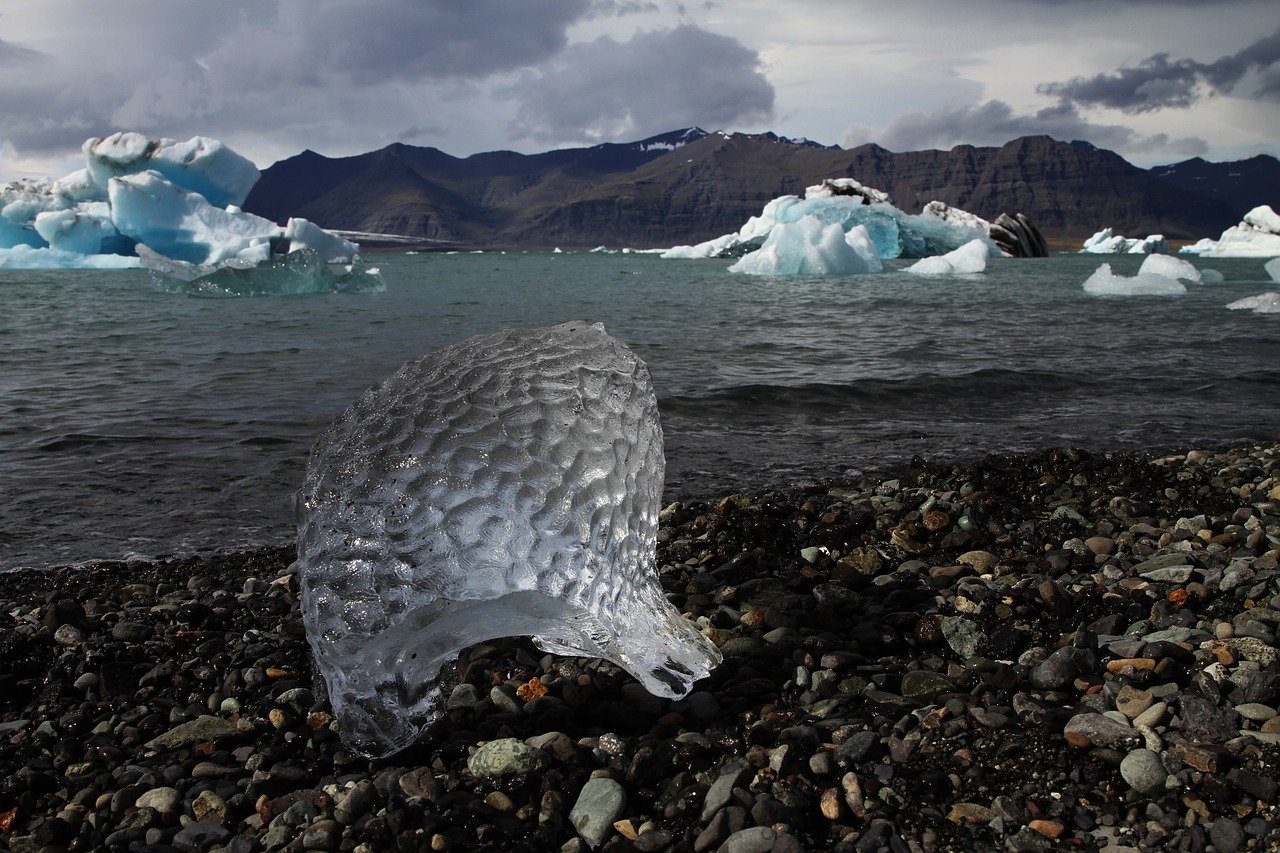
[297,321,720,758]
[1266,257,1280,282]
[1082,263,1187,296]
[1081,228,1169,255]
[0,132,366,293]
[83,132,259,208]
[906,239,989,275]
[1180,206,1280,258]
[664,178,998,264]
[1138,253,1202,283]
[728,217,881,275]
[1226,292,1280,313]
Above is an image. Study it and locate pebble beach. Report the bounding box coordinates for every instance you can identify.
[3,440,1279,852]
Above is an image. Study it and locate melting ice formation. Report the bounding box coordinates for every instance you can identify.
[1227,292,1280,314]
[0,132,380,295]
[297,322,722,758]
[905,239,990,276]
[1081,254,1224,296]
[1181,206,1280,258]
[663,178,1000,275]
[1080,228,1169,255]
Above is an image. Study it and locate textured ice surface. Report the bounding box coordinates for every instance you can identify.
[1138,253,1202,283]
[1082,263,1187,296]
[297,322,721,758]
[906,239,989,275]
[1226,292,1280,313]
[729,217,881,275]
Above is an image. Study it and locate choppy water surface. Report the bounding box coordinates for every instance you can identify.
[2,252,1278,570]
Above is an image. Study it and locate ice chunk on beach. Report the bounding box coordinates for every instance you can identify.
[906,239,989,275]
[729,217,881,275]
[1226,292,1280,313]
[1138,253,1202,283]
[1181,205,1280,258]
[84,132,260,208]
[1081,228,1169,254]
[1082,263,1187,296]
[296,322,721,758]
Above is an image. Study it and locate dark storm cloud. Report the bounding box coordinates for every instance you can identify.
[1039,28,1280,112]
[507,24,774,143]
[844,99,1207,158]
[0,0,596,155]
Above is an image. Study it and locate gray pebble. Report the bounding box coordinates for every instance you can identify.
[1119,748,1167,795]
[570,777,627,848]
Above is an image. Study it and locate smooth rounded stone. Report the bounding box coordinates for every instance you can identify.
[135,786,181,816]
[940,616,982,660]
[467,739,548,781]
[569,777,627,849]
[1210,817,1246,853]
[701,762,753,821]
[717,826,776,853]
[1132,701,1168,729]
[1133,553,1192,575]
[1115,685,1155,719]
[957,550,997,572]
[526,731,577,762]
[111,620,153,642]
[1141,565,1194,583]
[1234,702,1277,722]
[191,790,227,825]
[1084,536,1115,556]
[334,779,376,825]
[1064,713,1140,749]
[72,672,99,692]
[219,697,241,714]
[900,670,954,700]
[1120,748,1168,795]
[173,822,233,852]
[53,624,86,647]
[446,683,480,710]
[145,715,240,750]
[720,637,764,657]
[1029,647,1089,689]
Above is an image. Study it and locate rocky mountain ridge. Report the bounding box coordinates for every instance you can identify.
[242,130,1279,248]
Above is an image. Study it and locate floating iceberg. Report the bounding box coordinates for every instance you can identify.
[297,322,721,758]
[1266,257,1280,283]
[1226,292,1280,313]
[1082,263,1187,296]
[0,132,369,295]
[664,178,998,263]
[1138,253,1202,283]
[905,239,989,275]
[728,217,881,275]
[1181,206,1280,258]
[140,246,384,297]
[1081,228,1169,255]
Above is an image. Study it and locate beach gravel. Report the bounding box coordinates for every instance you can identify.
[1,440,1279,851]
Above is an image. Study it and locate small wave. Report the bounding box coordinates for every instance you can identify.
[33,433,168,452]
[663,368,1097,416]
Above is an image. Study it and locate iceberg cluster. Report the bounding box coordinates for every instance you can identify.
[1081,228,1169,255]
[663,178,998,271]
[1082,262,1187,296]
[0,132,374,294]
[905,239,989,275]
[1181,206,1280,258]
[297,321,721,758]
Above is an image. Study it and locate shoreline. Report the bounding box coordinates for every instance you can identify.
[2,440,1278,851]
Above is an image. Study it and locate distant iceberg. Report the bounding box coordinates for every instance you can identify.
[1082,263,1186,296]
[1226,292,1280,313]
[0,131,375,295]
[663,178,1000,268]
[1081,228,1169,255]
[1180,205,1280,258]
[1266,257,1280,282]
[905,239,989,275]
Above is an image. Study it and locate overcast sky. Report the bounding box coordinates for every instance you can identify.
[1,0,1277,180]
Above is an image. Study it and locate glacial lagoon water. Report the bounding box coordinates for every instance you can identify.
[2,251,1278,571]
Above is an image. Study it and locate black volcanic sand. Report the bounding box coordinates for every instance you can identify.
[3,442,1280,853]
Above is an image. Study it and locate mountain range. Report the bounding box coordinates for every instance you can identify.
[242,129,1280,249]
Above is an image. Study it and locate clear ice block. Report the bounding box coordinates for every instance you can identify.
[296,321,721,758]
